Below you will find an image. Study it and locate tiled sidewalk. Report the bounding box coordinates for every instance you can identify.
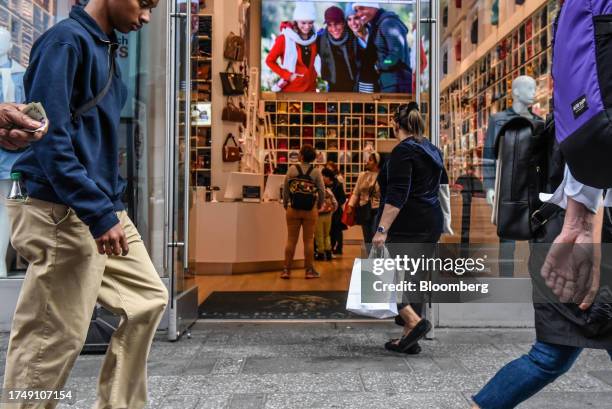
[1,322,611,408]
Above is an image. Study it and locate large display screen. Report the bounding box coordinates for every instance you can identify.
[261,1,418,94]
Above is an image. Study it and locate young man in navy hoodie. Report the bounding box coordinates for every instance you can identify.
[1,1,167,408]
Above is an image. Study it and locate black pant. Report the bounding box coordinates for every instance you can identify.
[330,219,344,253]
[387,232,441,316]
[360,209,378,244]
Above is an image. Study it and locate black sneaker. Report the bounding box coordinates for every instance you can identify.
[325,251,333,261]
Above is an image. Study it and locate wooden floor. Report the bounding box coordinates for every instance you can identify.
[193,244,361,305]
[189,195,522,306]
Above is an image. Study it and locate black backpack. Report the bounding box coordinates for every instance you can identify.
[288,165,318,211]
[494,115,565,240]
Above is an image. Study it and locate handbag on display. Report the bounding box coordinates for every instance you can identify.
[220,63,247,96]
[223,31,245,61]
[222,133,242,162]
[222,97,247,124]
[196,62,210,79]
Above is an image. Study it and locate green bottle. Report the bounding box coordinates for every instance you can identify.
[8,172,27,201]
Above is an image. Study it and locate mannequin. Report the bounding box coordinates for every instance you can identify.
[484,75,538,202]
[483,75,539,277]
[0,27,26,278]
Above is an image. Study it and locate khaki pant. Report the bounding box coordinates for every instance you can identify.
[315,212,332,252]
[284,207,318,270]
[1,198,168,409]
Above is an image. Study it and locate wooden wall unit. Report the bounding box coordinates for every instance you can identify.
[263,98,414,194]
[440,0,558,183]
[190,13,213,188]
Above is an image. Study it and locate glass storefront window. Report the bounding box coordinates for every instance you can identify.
[440,0,559,277]
[0,0,167,278]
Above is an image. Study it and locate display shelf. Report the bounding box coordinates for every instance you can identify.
[440,0,558,184]
[263,99,411,193]
[190,13,213,188]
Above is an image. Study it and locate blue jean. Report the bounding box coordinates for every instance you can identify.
[473,341,612,409]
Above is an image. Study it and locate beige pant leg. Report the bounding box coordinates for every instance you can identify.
[1,199,106,409]
[93,212,168,409]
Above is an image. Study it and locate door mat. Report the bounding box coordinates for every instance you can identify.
[199,291,370,320]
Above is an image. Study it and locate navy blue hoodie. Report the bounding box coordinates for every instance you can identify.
[13,6,127,238]
[377,138,447,236]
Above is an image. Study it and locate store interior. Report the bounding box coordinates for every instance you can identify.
[0,0,556,322]
[180,0,521,320]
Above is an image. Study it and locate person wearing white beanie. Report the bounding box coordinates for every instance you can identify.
[292,1,317,22]
[265,1,319,92]
[352,1,381,10]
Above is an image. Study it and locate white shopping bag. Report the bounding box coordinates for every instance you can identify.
[346,247,398,319]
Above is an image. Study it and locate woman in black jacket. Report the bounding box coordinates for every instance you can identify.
[373,103,448,354]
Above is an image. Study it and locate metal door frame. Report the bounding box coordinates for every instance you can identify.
[165,0,199,341]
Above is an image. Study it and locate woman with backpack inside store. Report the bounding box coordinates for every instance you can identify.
[282,144,325,279]
[373,103,448,354]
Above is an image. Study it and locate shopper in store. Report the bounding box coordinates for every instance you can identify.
[321,167,346,259]
[1,2,169,409]
[373,103,447,353]
[265,1,319,93]
[325,161,347,254]
[347,151,381,246]
[353,2,412,93]
[317,6,358,92]
[0,102,47,150]
[315,168,340,261]
[283,144,325,279]
[326,161,345,188]
[345,3,379,93]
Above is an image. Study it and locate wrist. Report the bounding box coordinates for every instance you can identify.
[564,198,595,231]
[376,225,388,235]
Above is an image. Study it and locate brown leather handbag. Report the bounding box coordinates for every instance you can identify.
[224,32,245,61]
[222,97,247,124]
[222,133,242,162]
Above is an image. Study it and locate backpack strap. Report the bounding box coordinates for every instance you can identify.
[295,164,304,176]
[304,165,314,177]
[71,43,117,124]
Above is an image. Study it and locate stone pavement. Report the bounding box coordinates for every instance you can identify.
[1,322,612,409]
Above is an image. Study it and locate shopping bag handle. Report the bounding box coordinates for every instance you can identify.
[368,245,389,259]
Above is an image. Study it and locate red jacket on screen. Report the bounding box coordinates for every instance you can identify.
[266,34,318,93]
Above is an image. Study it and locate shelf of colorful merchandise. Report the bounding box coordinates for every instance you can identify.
[263,99,416,194]
[440,0,559,184]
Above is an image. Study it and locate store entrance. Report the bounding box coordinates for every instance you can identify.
[187,0,437,321]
